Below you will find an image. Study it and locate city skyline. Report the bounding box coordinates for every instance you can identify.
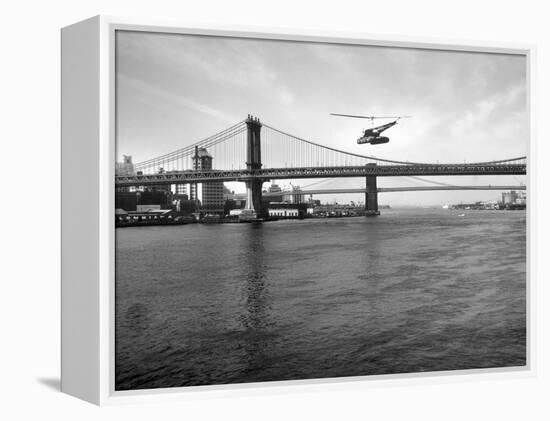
[116,31,527,205]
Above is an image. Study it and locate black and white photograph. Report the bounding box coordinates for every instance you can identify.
[114,30,527,391]
[6,0,550,418]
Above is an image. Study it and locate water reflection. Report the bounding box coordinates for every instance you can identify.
[238,224,275,375]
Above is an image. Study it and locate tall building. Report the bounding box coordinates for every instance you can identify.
[115,155,136,193]
[115,155,135,176]
[191,147,224,214]
[502,190,518,205]
[502,189,526,205]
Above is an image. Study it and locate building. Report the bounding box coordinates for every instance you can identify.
[115,191,138,211]
[174,183,187,195]
[306,197,321,207]
[266,202,308,218]
[224,189,247,215]
[115,155,135,176]
[268,208,299,218]
[191,147,224,215]
[265,183,284,203]
[502,190,526,206]
[501,190,518,205]
[115,190,171,211]
[282,185,304,204]
[116,209,179,226]
[115,155,136,193]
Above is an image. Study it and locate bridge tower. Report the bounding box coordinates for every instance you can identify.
[242,115,265,219]
[365,167,380,216]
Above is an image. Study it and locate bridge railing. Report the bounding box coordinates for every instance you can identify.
[115,162,527,187]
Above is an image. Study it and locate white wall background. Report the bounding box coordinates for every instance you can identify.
[1,0,548,419]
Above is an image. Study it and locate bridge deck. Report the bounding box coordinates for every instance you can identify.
[115,164,527,187]
[262,185,526,196]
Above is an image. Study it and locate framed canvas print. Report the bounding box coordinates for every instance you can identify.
[61,16,533,405]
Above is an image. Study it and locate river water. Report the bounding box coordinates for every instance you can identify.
[115,209,526,390]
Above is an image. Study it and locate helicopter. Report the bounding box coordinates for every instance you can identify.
[330,113,411,145]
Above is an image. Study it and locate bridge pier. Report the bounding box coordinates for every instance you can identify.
[241,115,265,220]
[365,175,380,216]
[243,179,264,217]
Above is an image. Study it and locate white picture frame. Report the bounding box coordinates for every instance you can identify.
[61,15,535,405]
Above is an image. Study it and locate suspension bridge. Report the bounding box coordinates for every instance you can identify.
[115,115,527,217]
[264,185,526,197]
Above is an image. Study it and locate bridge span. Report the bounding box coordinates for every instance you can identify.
[116,115,527,217]
[263,185,526,197]
[115,164,526,187]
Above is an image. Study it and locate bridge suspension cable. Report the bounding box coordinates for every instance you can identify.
[282,176,466,192]
[401,176,461,187]
[262,123,526,167]
[133,120,248,174]
[127,118,527,176]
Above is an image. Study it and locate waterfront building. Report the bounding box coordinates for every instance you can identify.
[222,188,248,216]
[115,190,171,211]
[118,209,178,224]
[191,147,224,215]
[115,191,138,211]
[501,190,527,206]
[502,190,518,205]
[266,202,308,218]
[268,208,299,218]
[224,191,247,206]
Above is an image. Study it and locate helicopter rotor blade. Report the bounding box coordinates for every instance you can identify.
[330,113,412,119]
[330,113,378,119]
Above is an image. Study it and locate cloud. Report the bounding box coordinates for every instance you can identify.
[278,87,295,105]
[449,83,526,137]
[118,74,238,124]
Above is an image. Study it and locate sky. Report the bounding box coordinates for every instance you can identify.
[116,31,527,206]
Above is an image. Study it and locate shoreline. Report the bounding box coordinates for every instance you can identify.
[115,207,526,228]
